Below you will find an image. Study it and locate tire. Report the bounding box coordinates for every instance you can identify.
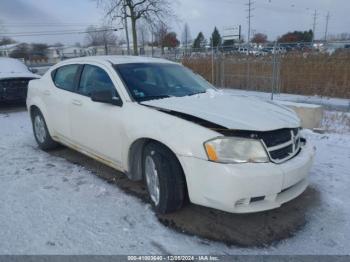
[31,109,58,150]
[142,142,186,214]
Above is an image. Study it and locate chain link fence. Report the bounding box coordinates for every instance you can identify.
[25,41,350,100]
[179,42,350,100]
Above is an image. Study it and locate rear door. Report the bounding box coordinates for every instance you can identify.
[69,63,124,167]
[47,64,81,139]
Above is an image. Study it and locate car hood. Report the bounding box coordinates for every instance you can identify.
[0,57,40,80]
[141,91,300,131]
[0,72,40,80]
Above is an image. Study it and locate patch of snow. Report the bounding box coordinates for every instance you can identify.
[0,111,349,254]
[277,100,322,109]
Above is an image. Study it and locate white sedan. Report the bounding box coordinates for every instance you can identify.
[26,56,315,214]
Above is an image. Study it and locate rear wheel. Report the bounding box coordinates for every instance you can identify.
[32,109,58,150]
[143,142,186,214]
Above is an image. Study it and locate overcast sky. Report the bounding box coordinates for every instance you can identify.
[0,0,349,45]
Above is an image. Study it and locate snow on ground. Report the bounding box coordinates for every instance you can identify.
[223,89,350,112]
[0,111,350,255]
[321,110,350,134]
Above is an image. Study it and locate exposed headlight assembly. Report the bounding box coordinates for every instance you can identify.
[204,137,269,164]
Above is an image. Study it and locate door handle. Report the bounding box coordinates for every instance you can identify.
[72,99,82,106]
[43,90,50,96]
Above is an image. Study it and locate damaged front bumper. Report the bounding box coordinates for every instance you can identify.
[178,141,315,214]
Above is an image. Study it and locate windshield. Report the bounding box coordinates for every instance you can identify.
[114,63,215,102]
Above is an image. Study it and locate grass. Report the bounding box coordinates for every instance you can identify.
[321,110,350,134]
[182,50,350,99]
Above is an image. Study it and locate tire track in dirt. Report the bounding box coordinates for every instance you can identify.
[49,146,321,247]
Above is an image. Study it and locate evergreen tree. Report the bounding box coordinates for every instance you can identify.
[210,27,222,47]
[193,32,207,49]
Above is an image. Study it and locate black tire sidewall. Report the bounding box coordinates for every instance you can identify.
[143,142,185,214]
[32,109,57,150]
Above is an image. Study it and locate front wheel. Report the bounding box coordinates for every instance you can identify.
[32,109,58,150]
[143,142,186,214]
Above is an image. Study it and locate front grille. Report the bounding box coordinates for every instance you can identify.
[261,128,301,163]
[259,128,299,147]
[0,78,31,101]
[270,144,293,160]
[0,79,30,89]
[215,127,302,164]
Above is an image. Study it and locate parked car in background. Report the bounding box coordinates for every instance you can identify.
[238,47,249,55]
[0,57,40,103]
[27,56,315,214]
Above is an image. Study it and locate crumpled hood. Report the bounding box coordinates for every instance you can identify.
[142,91,300,131]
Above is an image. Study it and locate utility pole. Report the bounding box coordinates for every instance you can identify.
[312,9,318,43]
[246,0,254,44]
[123,0,131,55]
[324,11,330,42]
[245,0,254,90]
[151,27,154,57]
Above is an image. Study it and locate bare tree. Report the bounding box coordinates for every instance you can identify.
[0,20,16,46]
[251,33,268,44]
[181,23,191,49]
[154,21,168,54]
[137,22,149,48]
[85,25,118,55]
[0,37,16,46]
[96,0,174,55]
[10,43,30,60]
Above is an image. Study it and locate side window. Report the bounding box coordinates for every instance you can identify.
[53,64,80,92]
[78,65,115,96]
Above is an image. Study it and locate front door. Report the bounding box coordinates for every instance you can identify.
[69,64,124,167]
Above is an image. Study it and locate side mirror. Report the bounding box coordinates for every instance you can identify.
[91,90,123,107]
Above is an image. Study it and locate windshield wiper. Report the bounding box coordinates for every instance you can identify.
[138,95,171,102]
[187,91,207,96]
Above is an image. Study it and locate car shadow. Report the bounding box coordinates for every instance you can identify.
[0,101,27,113]
[49,145,321,248]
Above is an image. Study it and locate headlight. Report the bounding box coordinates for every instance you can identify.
[204,137,269,164]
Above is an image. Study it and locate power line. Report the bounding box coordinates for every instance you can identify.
[4,28,117,35]
[1,28,123,38]
[1,24,101,28]
[1,22,97,25]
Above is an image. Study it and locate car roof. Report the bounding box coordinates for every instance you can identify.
[62,55,177,66]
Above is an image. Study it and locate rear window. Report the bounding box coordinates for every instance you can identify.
[53,64,80,92]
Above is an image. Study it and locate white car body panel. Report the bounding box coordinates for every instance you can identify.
[26,56,315,214]
[142,92,300,131]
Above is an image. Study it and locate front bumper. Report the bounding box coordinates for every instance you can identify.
[179,141,315,213]
[0,79,30,102]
